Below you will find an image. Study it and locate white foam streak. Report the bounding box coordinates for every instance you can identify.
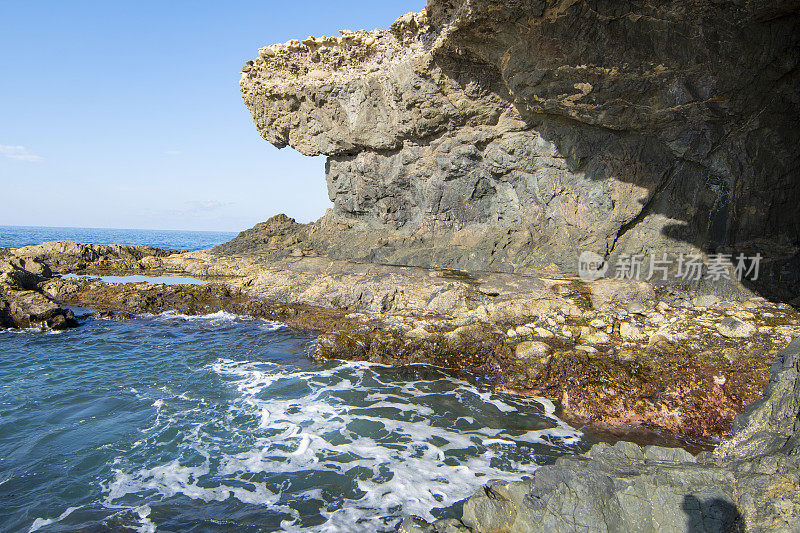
[147,310,286,330]
[104,356,582,530]
[28,506,81,532]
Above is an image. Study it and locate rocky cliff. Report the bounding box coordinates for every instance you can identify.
[240,0,800,301]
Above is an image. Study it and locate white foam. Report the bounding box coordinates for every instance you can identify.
[145,310,285,331]
[0,326,60,335]
[28,506,81,532]
[101,357,583,530]
[133,505,156,533]
[155,310,244,321]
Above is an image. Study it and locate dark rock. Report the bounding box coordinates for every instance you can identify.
[717,317,757,338]
[12,241,175,274]
[0,252,76,330]
[95,309,133,321]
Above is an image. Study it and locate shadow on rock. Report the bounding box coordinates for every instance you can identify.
[682,494,743,533]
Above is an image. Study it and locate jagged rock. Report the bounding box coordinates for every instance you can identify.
[240,0,800,301]
[12,241,175,273]
[0,252,75,330]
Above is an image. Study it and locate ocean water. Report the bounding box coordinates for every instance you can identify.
[0,225,238,251]
[0,312,587,532]
[0,226,588,531]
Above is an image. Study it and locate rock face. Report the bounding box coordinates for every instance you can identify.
[412,338,800,532]
[241,0,800,300]
[0,252,75,330]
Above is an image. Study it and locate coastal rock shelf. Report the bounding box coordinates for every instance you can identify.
[4,0,798,529]
[240,0,800,301]
[6,240,799,530]
[9,241,799,445]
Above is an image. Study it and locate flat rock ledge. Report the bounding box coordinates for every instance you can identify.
[9,241,800,530]
[403,338,800,532]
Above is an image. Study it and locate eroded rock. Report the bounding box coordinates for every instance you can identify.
[0,251,75,330]
[240,0,800,301]
[717,317,758,339]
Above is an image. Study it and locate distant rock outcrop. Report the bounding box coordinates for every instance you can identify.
[13,241,175,273]
[240,0,799,300]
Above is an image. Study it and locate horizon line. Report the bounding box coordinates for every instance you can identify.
[0,223,243,234]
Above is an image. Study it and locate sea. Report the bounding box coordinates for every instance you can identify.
[0,225,238,252]
[0,226,588,532]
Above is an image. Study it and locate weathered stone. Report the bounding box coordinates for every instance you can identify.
[239,0,800,302]
[694,295,721,308]
[620,322,647,342]
[583,330,610,344]
[627,302,647,315]
[446,339,800,532]
[717,317,758,339]
[0,252,76,330]
[514,341,552,360]
[12,240,175,273]
[513,325,533,337]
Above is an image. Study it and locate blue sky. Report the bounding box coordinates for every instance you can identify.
[0,1,423,232]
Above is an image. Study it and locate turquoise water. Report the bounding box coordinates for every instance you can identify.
[0,312,586,532]
[0,225,237,251]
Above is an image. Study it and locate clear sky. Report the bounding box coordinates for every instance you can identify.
[0,1,424,232]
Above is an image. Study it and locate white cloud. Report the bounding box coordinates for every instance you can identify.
[0,145,43,162]
[164,150,182,156]
[184,200,232,213]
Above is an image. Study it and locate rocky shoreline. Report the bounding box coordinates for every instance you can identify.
[3,0,799,528]
[4,240,798,445]
[405,338,800,532]
[2,239,798,529]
